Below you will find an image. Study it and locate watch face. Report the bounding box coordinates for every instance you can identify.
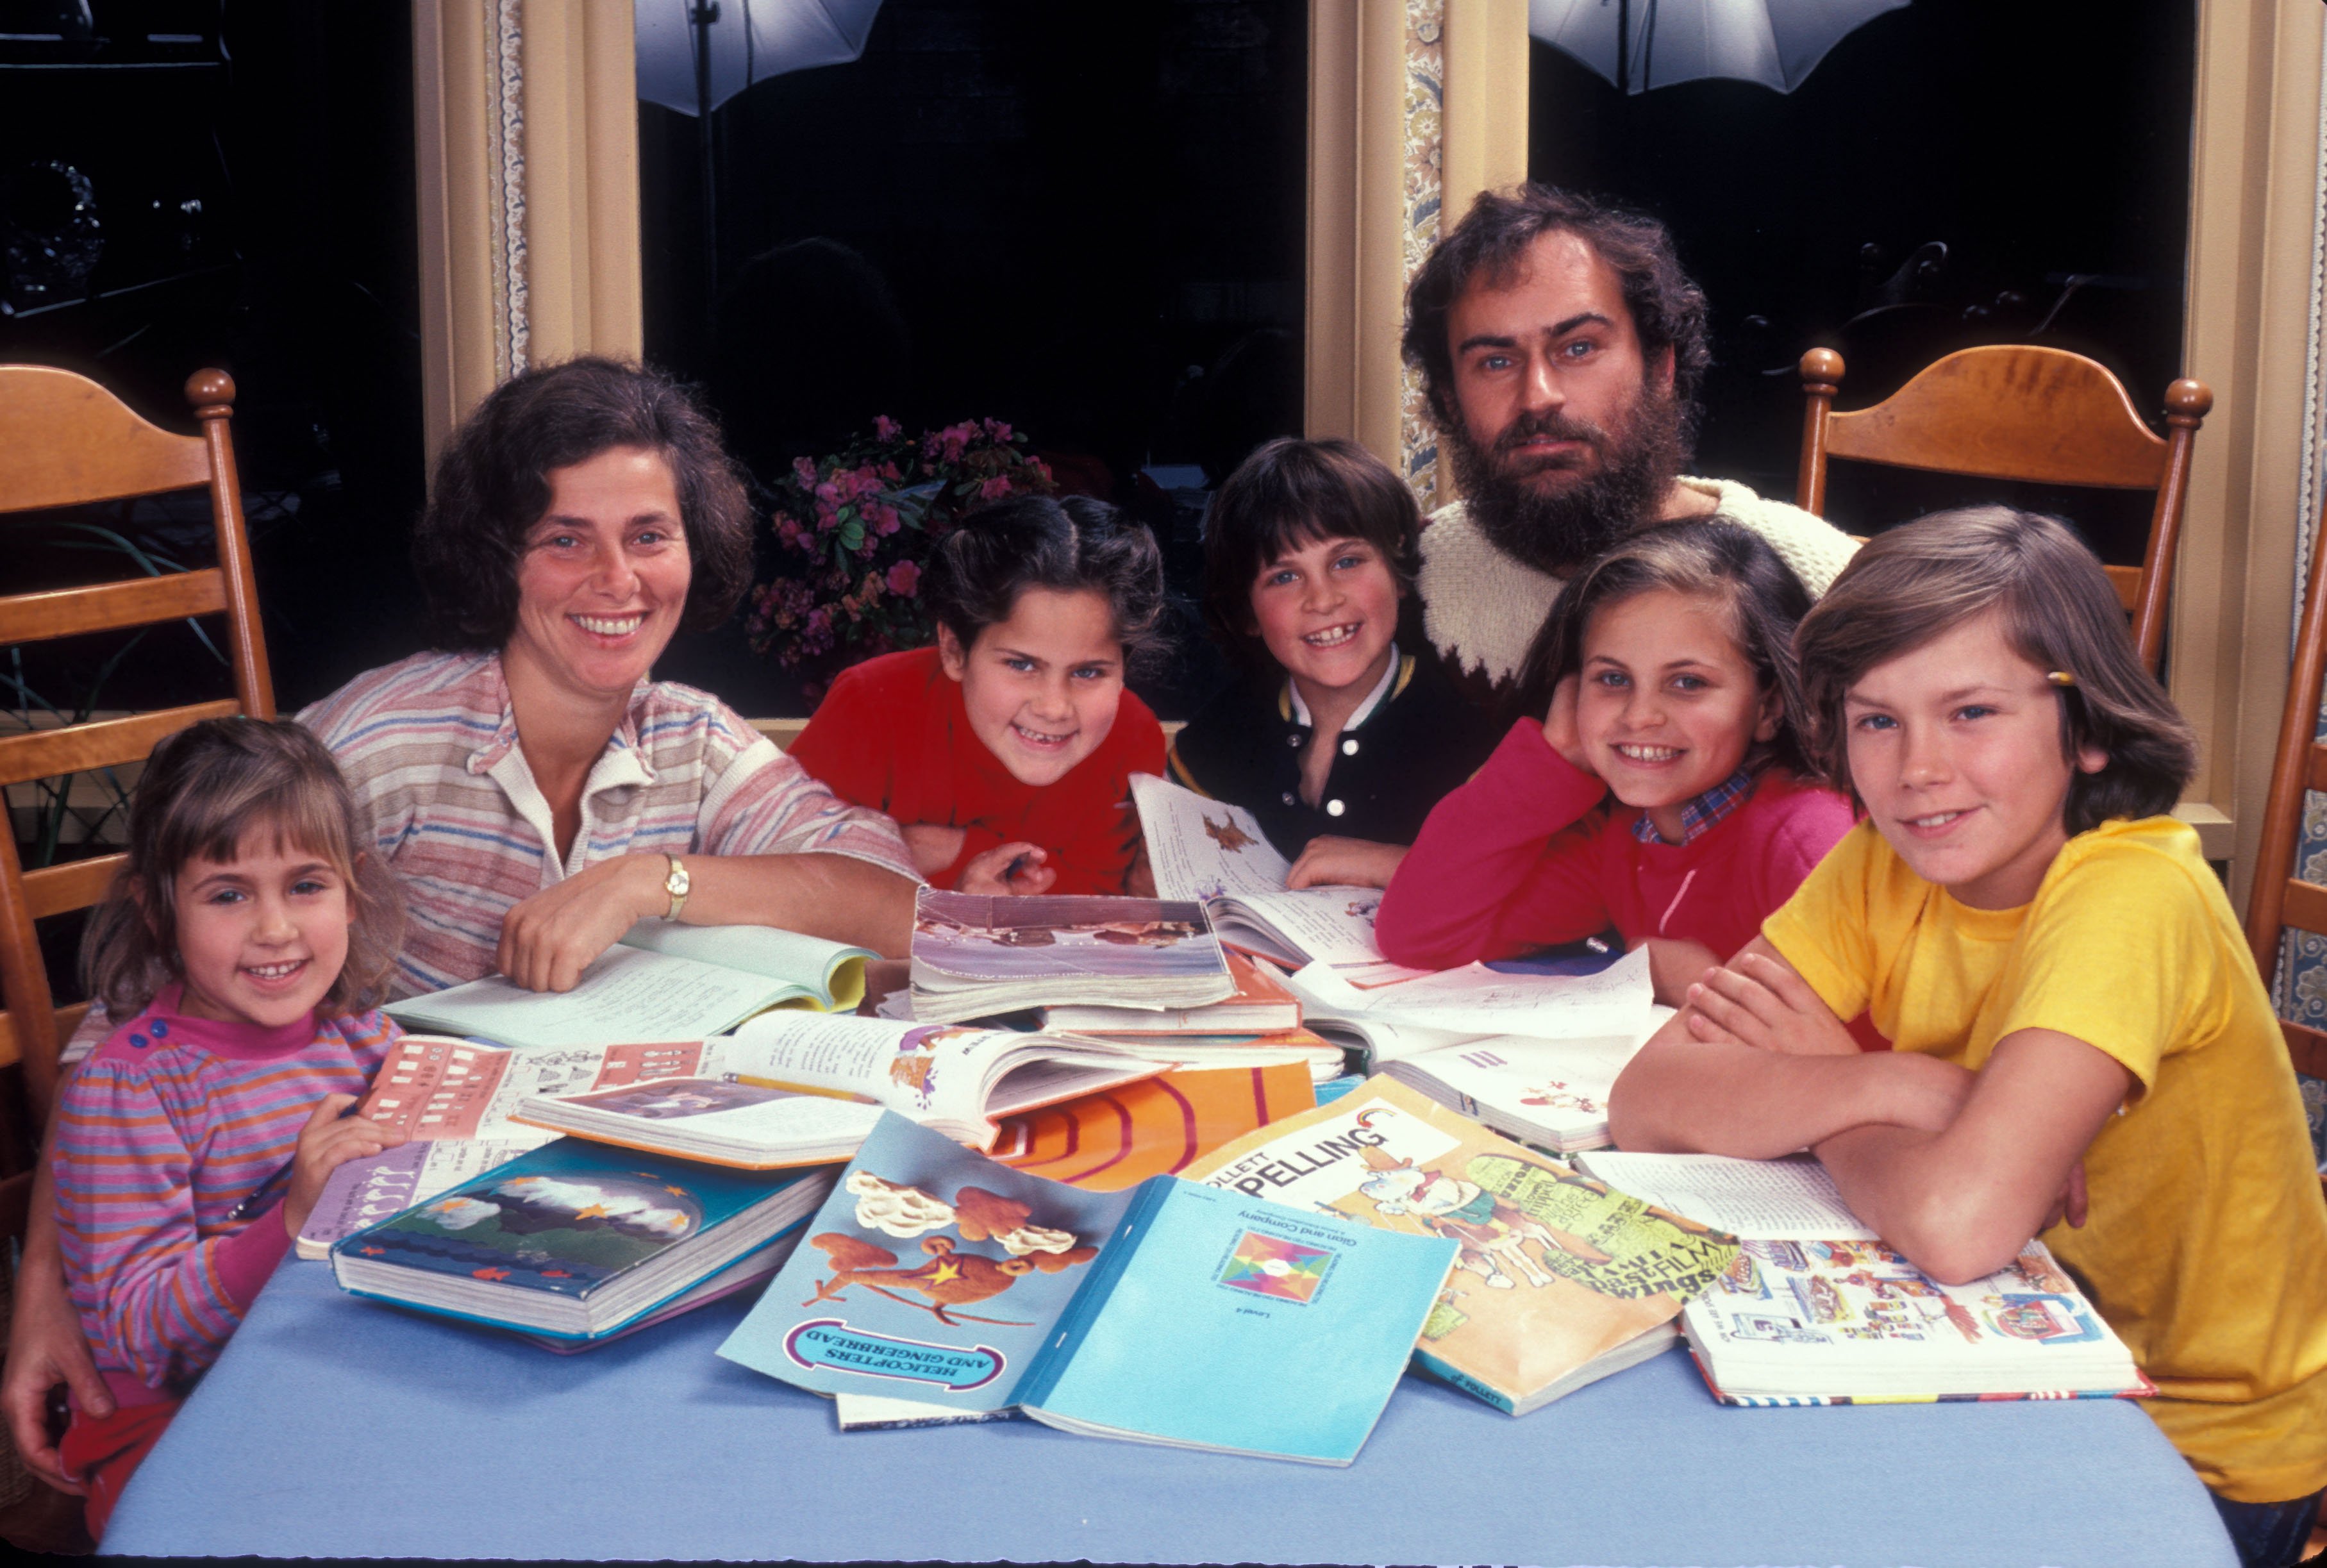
[666,861,690,896]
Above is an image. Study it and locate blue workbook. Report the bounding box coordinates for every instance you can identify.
[330,1137,835,1342]
[718,1112,1458,1465]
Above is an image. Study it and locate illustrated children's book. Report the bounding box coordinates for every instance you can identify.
[717,1112,1456,1465]
[511,1011,1165,1167]
[383,922,876,1047]
[908,889,1237,1022]
[1131,772,1422,987]
[1571,1152,2150,1406]
[1183,1078,1737,1415]
[330,1138,837,1342]
[295,1031,708,1259]
[1376,1014,1669,1153]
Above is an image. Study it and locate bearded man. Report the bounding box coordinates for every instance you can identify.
[1403,185,1856,705]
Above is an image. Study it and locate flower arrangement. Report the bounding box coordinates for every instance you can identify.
[746,415,1055,698]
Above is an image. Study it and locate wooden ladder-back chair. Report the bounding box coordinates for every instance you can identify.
[1797,345,2212,674]
[2248,514,2327,1099]
[0,367,273,1167]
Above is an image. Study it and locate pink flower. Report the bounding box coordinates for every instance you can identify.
[874,414,903,441]
[978,476,1012,501]
[793,456,818,485]
[886,560,921,597]
[983,418,1013,442]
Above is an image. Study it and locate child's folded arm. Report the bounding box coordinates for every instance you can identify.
[1606,1017,1974,1158]
[53,1073,253,1390]
[1376,719,1612,967]
[1814,1027,2130,1285]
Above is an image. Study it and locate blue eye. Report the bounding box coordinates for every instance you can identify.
[1562,340,1594,358]
[1592,670,1628,688]
[1671,674,1706,692]
[1853,712,1896,732]
[1955,705,1995,722]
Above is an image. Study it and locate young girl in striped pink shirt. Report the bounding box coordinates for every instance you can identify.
[54,717,408,1537]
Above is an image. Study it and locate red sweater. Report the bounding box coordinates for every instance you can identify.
[1377,719,1856,969]
[787,646,1165,895]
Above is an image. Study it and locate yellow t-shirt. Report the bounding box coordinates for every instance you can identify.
[1763,816,2327,1503]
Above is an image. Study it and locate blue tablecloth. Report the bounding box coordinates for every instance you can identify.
[106,1258,2235,1566]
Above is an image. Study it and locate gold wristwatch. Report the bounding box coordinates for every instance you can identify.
[662,854,690,921]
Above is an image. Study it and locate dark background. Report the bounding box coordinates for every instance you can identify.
[1,0,2196,730]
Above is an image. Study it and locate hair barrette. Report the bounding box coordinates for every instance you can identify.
[2046,670,2078,688]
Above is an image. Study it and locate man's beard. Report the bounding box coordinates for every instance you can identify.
[1443,380,1688,577]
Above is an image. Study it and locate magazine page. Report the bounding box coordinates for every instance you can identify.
[1572,1152,1878,1242]
[1131,772,1292,900]
[1226,888,1425,982]
[617,920,872,1010]
[358,1035,708,1141]
[717,1113,1144,1413]
[384,946,784,1047]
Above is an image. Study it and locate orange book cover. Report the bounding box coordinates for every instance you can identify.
[987,1060,1317,1190]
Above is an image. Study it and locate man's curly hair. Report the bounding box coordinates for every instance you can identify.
[1403,184,1712,445]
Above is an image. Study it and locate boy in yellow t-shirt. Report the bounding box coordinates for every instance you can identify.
[1608,508,2327,1568]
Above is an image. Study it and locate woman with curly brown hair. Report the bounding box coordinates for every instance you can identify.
[3,361,922,1504]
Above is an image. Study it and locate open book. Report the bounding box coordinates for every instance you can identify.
[1571,1152,2150,1406]
[1185,1078,1736,1416]
[717,1112,1455,1465]
[1376,1009,1671,1153]
[908,888,1236,1022]
[1131,774,1424,987]
[383,922,874,1048]
[511,1011,1165,1167]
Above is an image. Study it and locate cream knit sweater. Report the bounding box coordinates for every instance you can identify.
[1417,476,1860,694]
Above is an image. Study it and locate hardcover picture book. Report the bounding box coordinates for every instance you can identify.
[384,922,875,1047]
[329,1138,836,1342]
[1572,1153,2150,1405]
[1183,1078,1738,1415]
[908,888,1237,1022]
[717,1112,1456,1465]
[512,1010,1165,1167]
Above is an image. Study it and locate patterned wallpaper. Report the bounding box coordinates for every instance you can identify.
[1399,0,1444,512]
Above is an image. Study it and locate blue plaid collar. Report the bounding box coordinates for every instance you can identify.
[1631,768,1756,846]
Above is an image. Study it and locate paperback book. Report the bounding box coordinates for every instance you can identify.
[717,1112,1456,1465]
[1184,1078,1738,1415]
[908,888,1236,1022]
[385,922,875,1047]
[513,1010,1165,1167]
[1572,1152,2151,1405]
[330,1138,837,1342]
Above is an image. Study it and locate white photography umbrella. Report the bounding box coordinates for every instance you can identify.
[636,0,887,118]
[1528,0,1909,94]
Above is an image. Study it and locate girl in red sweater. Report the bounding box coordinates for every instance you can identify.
[1377,518,1855,1006]
[787,495,1167,896]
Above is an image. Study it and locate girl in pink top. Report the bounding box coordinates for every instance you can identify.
[1378,519,1855,1006]
[53,718,409,1539]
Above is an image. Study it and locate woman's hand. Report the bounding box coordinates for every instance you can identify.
[497,853,670,992]
[1287,837,1409,890]
[282,1094,404,1239]
[1540,674,1596,774]
[1684,948,1862,1057]
[900,824,969,880]
[956,842,1058,896]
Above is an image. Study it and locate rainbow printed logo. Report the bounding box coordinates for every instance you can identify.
[1219,1230,1335,1304]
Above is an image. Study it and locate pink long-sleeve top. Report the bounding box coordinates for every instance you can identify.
[1376,719,1856,970]
[54,987,399,1404]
